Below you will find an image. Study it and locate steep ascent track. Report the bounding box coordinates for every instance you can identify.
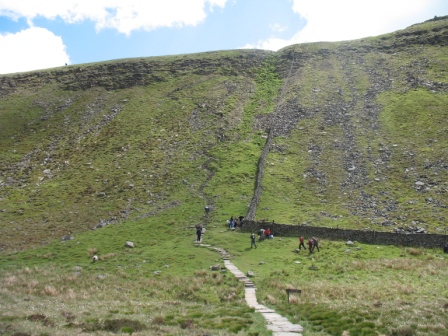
[246,54,297,221]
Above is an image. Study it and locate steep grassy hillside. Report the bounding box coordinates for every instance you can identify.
[0,50,276,251]
[1,16,448,336]
[1,17,448,251]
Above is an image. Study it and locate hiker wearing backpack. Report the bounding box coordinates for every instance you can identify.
[258,228,265,241]
[195,224,202,243]
[298,236,305,250]
[312,237,320,252]
[308,238,314,254]
[250,232,257,249]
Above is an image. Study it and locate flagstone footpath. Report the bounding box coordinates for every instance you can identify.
[197,243,304,336]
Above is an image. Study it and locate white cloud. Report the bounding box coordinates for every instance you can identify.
[0,0,228,35]
[0,27,69,74]
[242,37,290,52]
[291,0,445,43]
[243,0,447,51]
[0,0,228,74]
[270,23,287,33]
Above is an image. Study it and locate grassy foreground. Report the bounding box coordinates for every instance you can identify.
[226,232,448,336]
[1,217,447,335]
[0,215,269,336]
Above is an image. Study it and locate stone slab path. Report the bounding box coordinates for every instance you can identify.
[199,244,303,336]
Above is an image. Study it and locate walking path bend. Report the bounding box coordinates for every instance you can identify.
[198,243,303,336]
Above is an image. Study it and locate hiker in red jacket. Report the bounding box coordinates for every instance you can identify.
[265,228,271,239]
[308,238,314,254]
[298,236,305,250]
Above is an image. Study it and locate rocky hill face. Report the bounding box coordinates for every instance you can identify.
[1,16,447,251]
[249,16,448,228]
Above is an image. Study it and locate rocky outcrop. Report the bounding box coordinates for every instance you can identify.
[0,50,272,97]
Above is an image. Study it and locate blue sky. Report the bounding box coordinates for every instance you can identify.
[0,0,447,74]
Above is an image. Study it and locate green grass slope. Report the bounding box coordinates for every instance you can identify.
[0,16,448,336]
[0,50,275,251]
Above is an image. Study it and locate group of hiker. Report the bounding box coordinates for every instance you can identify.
[257,227,273,241]
[195,216,448,255]
[250,229,319,254]
[227,215,245,229]
[298,235,320,254]
[195,211,322,253]
[250,226,274,249]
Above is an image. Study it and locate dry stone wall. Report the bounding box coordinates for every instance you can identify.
[242,220,448,248]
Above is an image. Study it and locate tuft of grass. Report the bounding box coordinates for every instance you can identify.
[406,248,422,256]
[391,326,417,336]
[87,248,98,257]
